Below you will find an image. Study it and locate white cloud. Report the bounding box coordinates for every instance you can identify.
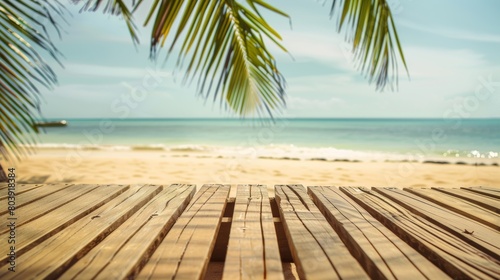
[283,45,500,117]
[400,20,500,43]
[65,63,171,79]
[288,96,344,110]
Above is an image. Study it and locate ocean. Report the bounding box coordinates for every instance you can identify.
[34,118,500,164]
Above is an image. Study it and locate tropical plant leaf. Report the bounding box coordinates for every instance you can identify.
[72,0,139,44]
[330,0,408,90]
[0,0,66,160]
[133,0,289,117]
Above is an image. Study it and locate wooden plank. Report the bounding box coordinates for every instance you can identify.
[432,187,500,213]
[470,186,500,192]
[269,197,293,262]
[462,187,500,199]
[405,187,500,230]
[374,187,500,259]
[308,186,449,280]
[0,184,75,215]
[0,184,129,264]
[341,187,500,279]
[1,183,45,190]
[0,184,162,279]
[210,197,234,262]
[138,184,230,280]
[222,185,284,280]
[275,185,369,280]
[61,184,196,279]
[0,184,46,200]
[0,184,101,226]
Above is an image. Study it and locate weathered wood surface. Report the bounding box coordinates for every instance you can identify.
[374,187,500,259]
[462,186,500,199]
[342,187,500,279]
[223,185,283,280]
[0,184,75,215]
[308,186,449,280]
[405,187,500,230]
[1,183,499,279]
[0,184,129,265]
[61,184,196,279]
[432,187,500,213]
[0,184,45,200]
[0,184,160,279]
[275,185,369,280]
[0,184,103,226]
[138,184,230,279]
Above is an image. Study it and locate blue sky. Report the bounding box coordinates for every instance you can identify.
[40,0,500,119]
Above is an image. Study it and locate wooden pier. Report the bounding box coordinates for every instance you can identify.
[0,183,499,279]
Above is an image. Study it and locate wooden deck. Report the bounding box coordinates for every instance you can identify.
[1,183,499,279]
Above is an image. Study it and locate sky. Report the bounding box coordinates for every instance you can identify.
[38,0,500,119]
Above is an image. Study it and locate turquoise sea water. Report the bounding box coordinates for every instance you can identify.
[35,118,500,163]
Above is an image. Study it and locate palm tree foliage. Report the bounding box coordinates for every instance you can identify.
[0,0,407,162]
[331,0,408,89]
[0,0,66,160]
[78,0,290,116]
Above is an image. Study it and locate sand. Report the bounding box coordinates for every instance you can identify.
[2,148,499,194]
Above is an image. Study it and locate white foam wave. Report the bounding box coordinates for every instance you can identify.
[25,143,498,164]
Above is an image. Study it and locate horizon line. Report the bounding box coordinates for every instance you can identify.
[38,117,500,121]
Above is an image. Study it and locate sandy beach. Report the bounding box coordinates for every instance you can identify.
[4,148,499,195]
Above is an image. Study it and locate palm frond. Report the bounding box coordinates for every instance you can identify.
[0,0,66,160]
[72,0,139,44]
[136,0,288,117]
[331,0,408,90]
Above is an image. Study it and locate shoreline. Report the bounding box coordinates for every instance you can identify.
[2,148,499,194]
[17,145,500,166]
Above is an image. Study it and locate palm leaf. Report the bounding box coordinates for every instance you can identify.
[72,0,139,44]
[131,0,289,117]
[0,0,66,160]
[331,0,408,90]
[78,0,406,115]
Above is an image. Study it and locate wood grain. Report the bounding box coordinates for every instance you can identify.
[405,187,500,230]
[342,187,500,279]
[0,184,129,264]
[462,187,500,199]
[0,184,46,201]
[374,187,500,259]
[0,184,101,226]
[223,185,283,280]
[432,187,500,213]
[309,186,449,280]
[61,184,196,279]
[2,183,498,279]
[138,184,230,280]
[0,184,161,279]
[275,185,369,280]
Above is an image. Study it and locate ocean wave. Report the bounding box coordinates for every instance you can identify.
[131,145,166,151]
[24,143,215,152]
[24,143,499,164]
[26,143,132,151]
[169,145,213,152]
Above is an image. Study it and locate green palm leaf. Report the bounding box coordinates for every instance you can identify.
[135,0,289,117]
[331,0,408,90]
[72,0,139,44]
[82,0,406,114]
[0,0,66,160]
